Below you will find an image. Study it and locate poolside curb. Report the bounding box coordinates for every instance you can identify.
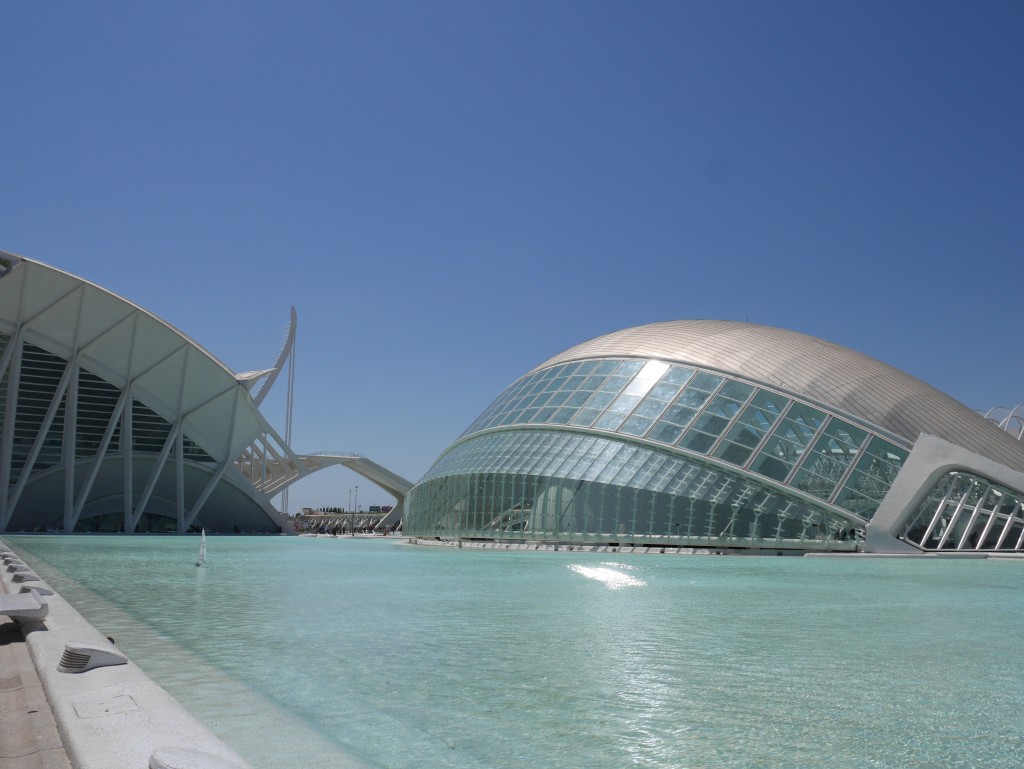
[0,539,253,769]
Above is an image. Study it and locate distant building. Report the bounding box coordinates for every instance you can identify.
[406,320,1024,554]
[0,251,410,533]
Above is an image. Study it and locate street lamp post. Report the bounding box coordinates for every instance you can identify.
[348,489,352,534]
[353,485,358,536]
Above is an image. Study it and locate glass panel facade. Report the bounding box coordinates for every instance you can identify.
[900,470,1024,552]
[791,420,867,501]
[408,430,859,547]
[712,389,785,467]
[450,356,910,525]
[832,437,908,518]
[749,402,825,482]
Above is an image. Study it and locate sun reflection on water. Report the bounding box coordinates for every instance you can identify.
[567,561,646,589]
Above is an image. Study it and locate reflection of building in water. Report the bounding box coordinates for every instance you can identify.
[0,251,410,534]
[407,320,1024,555]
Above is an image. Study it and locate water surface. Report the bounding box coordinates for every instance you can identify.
[8,535,1023,769]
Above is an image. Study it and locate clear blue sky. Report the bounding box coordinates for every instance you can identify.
[2,2,1022,511]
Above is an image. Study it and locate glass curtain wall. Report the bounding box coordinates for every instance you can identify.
[412,356,911,544]
[406,431,861,548]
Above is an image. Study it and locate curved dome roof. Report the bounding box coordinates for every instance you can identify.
[532,320,1024,473]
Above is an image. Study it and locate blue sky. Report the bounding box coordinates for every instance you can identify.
[2,2,1022,511]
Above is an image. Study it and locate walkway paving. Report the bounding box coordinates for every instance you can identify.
[0,609,71,769]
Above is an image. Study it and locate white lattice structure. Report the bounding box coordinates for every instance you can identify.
[0,250,410,533]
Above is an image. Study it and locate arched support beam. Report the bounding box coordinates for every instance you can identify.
[275,453,414,528]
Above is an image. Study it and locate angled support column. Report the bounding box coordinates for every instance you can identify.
[130,420,182,532]
[62,356,80,532]
[123,386,134,532]
[183,392,242,531]
[62,290,86,531]
[6,359,74,521]
[0,333,22,531]
[70,388,129,532]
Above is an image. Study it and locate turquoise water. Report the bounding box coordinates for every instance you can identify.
[7,535,1024,769]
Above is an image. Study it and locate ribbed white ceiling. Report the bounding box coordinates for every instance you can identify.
[533,320,1024,473]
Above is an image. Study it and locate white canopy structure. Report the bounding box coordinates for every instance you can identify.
[0,250,410,534]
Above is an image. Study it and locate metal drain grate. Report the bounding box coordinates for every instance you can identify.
[56,642,128,674]
[58,649,92,671]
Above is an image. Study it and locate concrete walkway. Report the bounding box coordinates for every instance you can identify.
[0,613,71,769]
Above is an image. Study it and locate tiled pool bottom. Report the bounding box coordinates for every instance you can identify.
[9,535,1024,769]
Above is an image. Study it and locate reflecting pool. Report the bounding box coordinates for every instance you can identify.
[7,535,1024,769]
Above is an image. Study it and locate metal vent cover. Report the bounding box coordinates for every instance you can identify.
[57,642,128,674]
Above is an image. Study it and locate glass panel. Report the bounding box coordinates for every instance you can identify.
[586,391,616,409]
[547,377,568,392]
[535,407,557,423]
[676,387,715,409]
[700,394,744,422]
[714,441,755,466]
[549,407,577,424]
[690,412,730,436]
[614,360,645,376]
[523,379,545,396]
[546,391,571,408]
[791,419,868,501]
[619,415,654,437]
[661,404,697,427]
[688,372,723,393]
[679,430,717,454]
[537,377,562,394]
[833,437,909,519]
[749,402,825,482]
[537,367,559,381]
[649,422,684,445]
[606,394,642,414]
[570,408,601,427]
[599,376,630,394]
[634,398,669,419]
[499,410,522,426]
[663,366,695,386]
[719,380,754,400]
[593,360,620,375]
[622,360,670,397]
[593,412,627,431]
[749,450,793,482]
[566,390,592,408]
[712,390,786,465]
[528,392,552,409]
[648,382,682,402]
[595,444,636,484]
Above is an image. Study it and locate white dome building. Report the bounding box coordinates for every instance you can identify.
[406,320,1024,554]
